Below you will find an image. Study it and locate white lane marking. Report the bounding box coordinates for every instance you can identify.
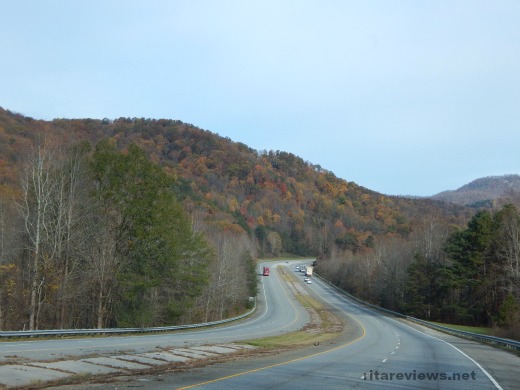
[387,318,503,390]
[313,277,504,389]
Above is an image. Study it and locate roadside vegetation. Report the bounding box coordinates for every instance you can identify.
[0,108,518,342]
[317,208,520,341]
[247,267,343,349]
[430,322,492,336]
[0,140,257,331]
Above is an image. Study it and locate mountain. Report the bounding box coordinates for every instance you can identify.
[431,175,520,207]
[0,107,470,256]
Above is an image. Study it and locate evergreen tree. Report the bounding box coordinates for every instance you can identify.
[90,141,211,327]
[445,210,494,324]
[404,253,450,320]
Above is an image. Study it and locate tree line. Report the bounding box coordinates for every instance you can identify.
[317,204,520,340]
[0,109,470,266]
[0,139,257,331]
[0,108,484,334]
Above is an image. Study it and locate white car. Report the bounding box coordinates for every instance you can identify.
[304,277,310,282]
[306,280,312,284]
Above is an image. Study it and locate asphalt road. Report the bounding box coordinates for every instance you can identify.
[2,261,519,389]
[0,261,310,363]
[112,262,519,390]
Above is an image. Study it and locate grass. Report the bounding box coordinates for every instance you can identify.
[246,267,342,349]
[431,322,492,335]
[246,329,338,349]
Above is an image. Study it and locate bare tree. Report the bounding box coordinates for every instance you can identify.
[494,206,520,296]
[18,144,55,330]
[49,147,92,328]
[316,243,356,293]
[266,231,282,256]
[374,236,413,310]
[196,227,254,321]
[0,199,22,330]
[410,215,451,265]
[87,220,120,328]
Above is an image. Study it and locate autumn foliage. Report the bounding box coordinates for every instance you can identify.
[0,107,472,330]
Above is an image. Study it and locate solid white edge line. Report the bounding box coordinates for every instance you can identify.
[313,277,504,390]
[387,317,504,390]
[385,316,504,389]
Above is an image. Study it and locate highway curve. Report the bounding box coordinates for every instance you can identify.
[1,261,519,389]
[0,261,309,364]
[117,262,520,390]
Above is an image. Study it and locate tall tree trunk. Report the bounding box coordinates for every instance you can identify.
[22,145,52,330]
[97,288,105,329]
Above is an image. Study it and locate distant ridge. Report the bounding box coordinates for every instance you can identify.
[431,174,520,207]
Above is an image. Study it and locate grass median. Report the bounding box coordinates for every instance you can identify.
[246,267,343,349]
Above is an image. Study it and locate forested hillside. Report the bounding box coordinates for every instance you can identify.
[0,108,470,256]
[0,107,472,331]
[431,174,520,207]
[317,203,520,340]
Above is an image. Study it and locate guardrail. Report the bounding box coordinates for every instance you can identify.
[0,303,256,339]
[315,273,520,353]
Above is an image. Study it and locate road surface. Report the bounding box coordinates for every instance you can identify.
[0,261,308,363]
[1,260,518,389]
[116,262,519,390]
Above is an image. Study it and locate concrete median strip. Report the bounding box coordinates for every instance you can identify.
[0,343,255,388]
[140,351,190,362]
[170,348,218,358]
[82,357,151,370]
[32,360,123,375]
[192,345,240,354]
[113,354,168,366]
[0,364,70,387]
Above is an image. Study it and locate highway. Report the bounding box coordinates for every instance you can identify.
[0,261,309,363]
[119,261,519,390]
[1,260,518,389]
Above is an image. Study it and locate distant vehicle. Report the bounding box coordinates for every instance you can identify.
[305,266,313,277]
[295,267,300,271]
[263,266,270,276]
[300,265,306,273]
[306,280,312,284]
[304,277,310,282]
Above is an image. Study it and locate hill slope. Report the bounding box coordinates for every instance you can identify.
[0,107,470,256]
[431,175,520,207]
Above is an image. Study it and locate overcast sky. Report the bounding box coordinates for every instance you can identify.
[1,1,519,196]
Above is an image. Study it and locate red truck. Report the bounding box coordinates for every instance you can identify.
[263,266,270,276]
